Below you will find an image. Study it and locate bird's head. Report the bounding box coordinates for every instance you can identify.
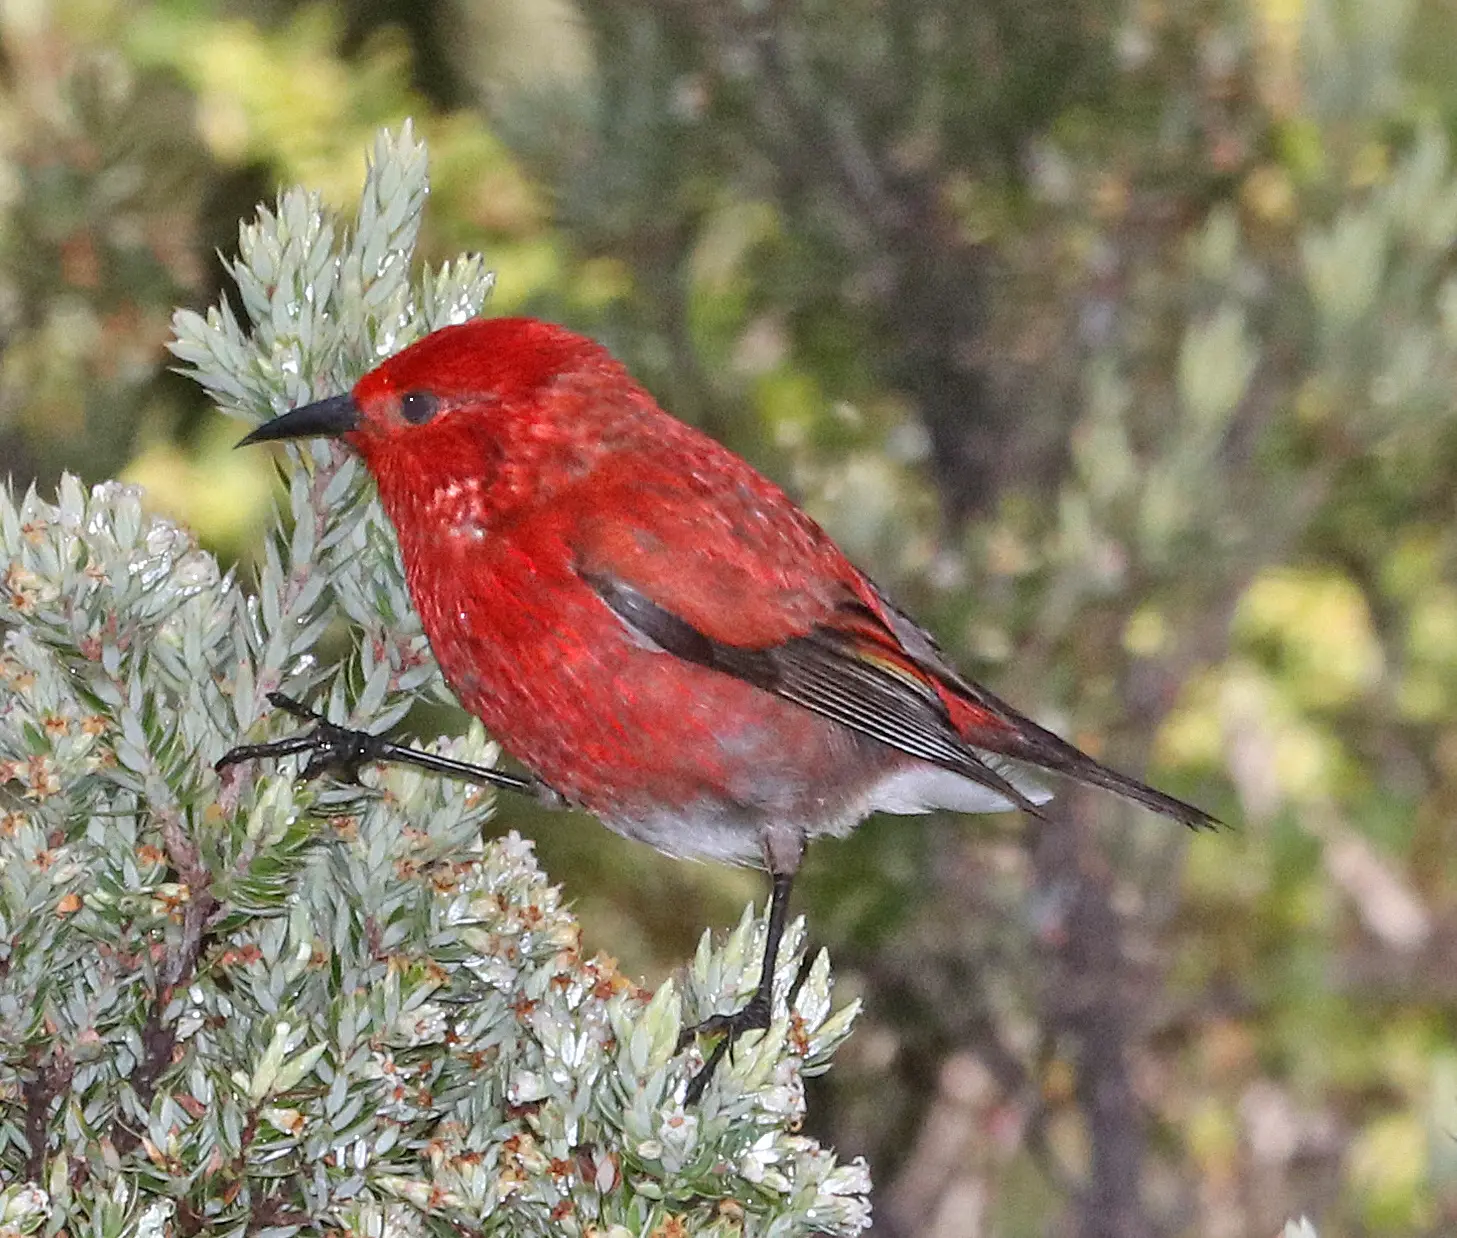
[238,317,649,523]
[239,317,619,453]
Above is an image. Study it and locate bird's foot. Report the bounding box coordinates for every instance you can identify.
[215,693,386,782]
[678,994,773,1106]
[215,692,554,801]
[677,940,816,1105]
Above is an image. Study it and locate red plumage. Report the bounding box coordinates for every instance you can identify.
[231,315,1215,1098]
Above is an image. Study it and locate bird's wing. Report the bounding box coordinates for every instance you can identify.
[565,475,1045,814]
[581,570,1048,815]
[565,469,1216,830]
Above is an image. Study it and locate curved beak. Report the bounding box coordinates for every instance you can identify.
[236,391,360,447]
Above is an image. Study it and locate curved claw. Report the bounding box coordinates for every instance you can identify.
[676,995,772,1056]
[264,692,327,724]
[679,994,775,1106]
[214,694,554,801]
[214,694,382,782]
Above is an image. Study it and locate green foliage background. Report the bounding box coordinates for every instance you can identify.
[4,0,1457,1234]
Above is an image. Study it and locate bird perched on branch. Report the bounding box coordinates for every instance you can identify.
[218,316,1216,1102]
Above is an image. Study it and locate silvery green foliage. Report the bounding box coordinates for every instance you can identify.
[0,125,868,1235]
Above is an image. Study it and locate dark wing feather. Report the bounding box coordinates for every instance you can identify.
[583,572,1046,816]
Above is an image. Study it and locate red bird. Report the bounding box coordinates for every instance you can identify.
[221,317,1215,1100]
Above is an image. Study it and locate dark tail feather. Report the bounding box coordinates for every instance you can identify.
[1011,732,1220,830]
[956,689,1220,831]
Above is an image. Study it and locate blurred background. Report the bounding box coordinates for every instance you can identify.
[4,0,1457,1233]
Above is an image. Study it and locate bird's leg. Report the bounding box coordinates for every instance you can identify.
[679,868,795,1105]
[215,692,561,804]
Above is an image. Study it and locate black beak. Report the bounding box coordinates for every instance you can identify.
[236,391,361,447]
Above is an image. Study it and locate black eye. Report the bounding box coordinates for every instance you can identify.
[400,390,440,425]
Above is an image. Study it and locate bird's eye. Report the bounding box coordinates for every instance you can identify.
[400,390,440,425]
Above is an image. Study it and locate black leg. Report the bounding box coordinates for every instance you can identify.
[783,943,816,1010]
[679,869,796,1105]
[216,692,559,803]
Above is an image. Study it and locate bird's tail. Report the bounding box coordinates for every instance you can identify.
[949,688,1219,831]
